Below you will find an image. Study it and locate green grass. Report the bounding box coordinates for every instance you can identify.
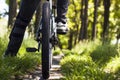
[0,34,119,80]
[0,37,41,80]
[71,40,100,56]
[60,40,120,80]
[0,18,120,80]
[60,55,114,80]
[90,44,119,66]
[0,37,8,56]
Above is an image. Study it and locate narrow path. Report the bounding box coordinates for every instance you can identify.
[49,55,63,80]
[15,55,63,80]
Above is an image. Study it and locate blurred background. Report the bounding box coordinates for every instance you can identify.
[0,0,120,48]
[0,0,120,79]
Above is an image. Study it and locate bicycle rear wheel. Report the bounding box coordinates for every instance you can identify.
[42,2,51,79]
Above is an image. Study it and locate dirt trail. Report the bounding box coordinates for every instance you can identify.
[15,55,63,80]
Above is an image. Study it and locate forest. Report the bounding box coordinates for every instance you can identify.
[0,0,120,80]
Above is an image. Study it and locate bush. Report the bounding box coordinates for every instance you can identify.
[15,53,41,73]
[90,44,119,66]
[0,52,41,79]
[60,55,114,80]
[62,49,74,56]
[60,41,119,80]
[71,40,100,56]
[0,58,14,80]
[0,38,41,79]
[104,56,120,73]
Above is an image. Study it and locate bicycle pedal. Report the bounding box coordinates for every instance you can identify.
[26,47,37,52]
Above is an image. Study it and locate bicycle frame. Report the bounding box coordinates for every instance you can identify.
[36,0,57,47]
[48,0,57,39]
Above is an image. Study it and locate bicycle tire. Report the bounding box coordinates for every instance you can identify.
[42,2,51,79]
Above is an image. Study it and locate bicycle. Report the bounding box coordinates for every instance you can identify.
[26,0,59,79]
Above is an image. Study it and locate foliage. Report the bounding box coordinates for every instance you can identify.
[104,56,120,73]
[60,41,119,80]
[60,55,114,80]
[0,37,8,56]
[58,35,69,49]
[90,44,119,66]
[53,47,62,56]
[3,0,120,48]
[71,40,100,55]
[1,0,120,79]
[65,0,120,47]
[5,0,20,5]
[0,37,41,80]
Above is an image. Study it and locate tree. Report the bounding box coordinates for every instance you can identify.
[83,0,88,39]
[102,0,110,42]
[79,0,88,40]
[79,0,84,41]
[68,29,73,49]
[92,0,99,40]
[72,0,79,45]
[67,0,81,49]
[66,0,119,48]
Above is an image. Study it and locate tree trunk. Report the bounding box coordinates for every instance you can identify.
[68,30,73,50]
[102,0,110,41]
[116,33,120,45]
[83,0,88,39]
[116,27,120,45]
[79,0,88,41]
[8,0,17,28]
[79,0,84,41]
[72,0,79,45]
[92,0,99,40]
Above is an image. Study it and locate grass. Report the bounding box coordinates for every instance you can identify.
[90,44,119,66]
[60,55,114,80]
[0,18,120,80]
[0,37,41,80]
[60,40,120,80]
[0,53,41,80]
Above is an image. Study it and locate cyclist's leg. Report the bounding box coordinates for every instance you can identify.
[4,0,40,56]
[56,0,69,23]
[56,0,69,34]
